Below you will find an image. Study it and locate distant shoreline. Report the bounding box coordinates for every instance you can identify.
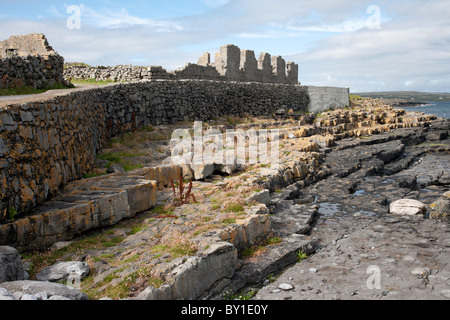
[386,100,430,108]
[353,91,450,103]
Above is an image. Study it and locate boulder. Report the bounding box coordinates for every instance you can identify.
[0,280,88,300]
[389,199,427,216]
[0,246,27,283]
[36,261,89,282]
[0,287,15,300]
[245,190,270,206]
[192,163,214,180]
[107,163,125,174]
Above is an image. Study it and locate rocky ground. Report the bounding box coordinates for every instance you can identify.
[255,126,450,300]
[1,97,449,300]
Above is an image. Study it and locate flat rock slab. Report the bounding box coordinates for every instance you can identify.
[0,280,88,300]
[254,215,450,300]
[36,261,89,282]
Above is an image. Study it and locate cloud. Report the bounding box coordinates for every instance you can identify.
[283,0,450,92]
[201,0,232,8]
[1,0,449,92]
[71,5,185,31]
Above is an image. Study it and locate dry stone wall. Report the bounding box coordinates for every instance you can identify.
[0,55,65,90]
[0,79,309,218]
[0,34,65,90]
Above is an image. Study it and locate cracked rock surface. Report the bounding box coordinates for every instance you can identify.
[255,121,450,300]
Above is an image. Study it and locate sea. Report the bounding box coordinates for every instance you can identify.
[397,101,450,119]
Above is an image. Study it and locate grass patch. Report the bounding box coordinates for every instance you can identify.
[129,225,144,235]
[71,78,117,85]
[267,236,283,245]
[419,143,447,147]
[97,151,145,172]
[224,203,245,213]
[0,83,74,96]
[101,236,124,248]
[82,172,107,179]
[150,244,169,254]
[169,244,197,258]
[241,245,266,258]
[221,218,236,225]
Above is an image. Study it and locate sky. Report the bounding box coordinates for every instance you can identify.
[0,0,449,93]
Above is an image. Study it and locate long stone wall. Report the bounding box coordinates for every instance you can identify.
[0,80,309,219]
[64,44,299,85]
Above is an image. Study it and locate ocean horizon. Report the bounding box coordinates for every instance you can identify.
[396,101,450,119]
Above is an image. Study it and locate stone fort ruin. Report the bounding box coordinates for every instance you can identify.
[190,44,298,84]
[64,44,299,85]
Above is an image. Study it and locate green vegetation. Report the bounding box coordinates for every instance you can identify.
[109,129,170,148]
[224,203,245,213]
[97,151,145,172]
[296,250,308,262]
[8,207,18,221]
[349,94,363,101]
[82,172,106,179]
[70,78,117,86]
[221,218,236,225]
[0,83,74,96]
[267,236,282,245]
[418,142,448,147]
[223,289,257,300]
[64,62,92,69]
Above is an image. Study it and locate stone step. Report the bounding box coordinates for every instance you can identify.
[0,171,158,251]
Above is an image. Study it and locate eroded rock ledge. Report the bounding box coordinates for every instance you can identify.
[1,98,449,300]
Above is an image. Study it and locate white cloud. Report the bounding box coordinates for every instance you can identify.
[77,5,185,31]
[1,0,449,92]
[202,0,232,8]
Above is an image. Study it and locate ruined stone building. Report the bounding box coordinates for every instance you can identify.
[0,33,64,89]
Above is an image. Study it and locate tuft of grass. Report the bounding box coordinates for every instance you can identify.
[267,236,282,245]
[169,244,197,258]
[101,236,124,248]
[221,218,236,225]
[224,203,245,213]
[296,250,307,262]
[8,207,18,221]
